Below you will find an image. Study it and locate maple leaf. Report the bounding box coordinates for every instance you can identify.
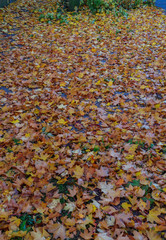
[115,212,133,228]
[147,207,165,224]
[48,199,60,209]
[68,185,77,197]
[105,215,115,226]
[58,119,67,125]
[48,223,66,239]
[96,167,109,177]
[109,149,121,159]
[95,232,114,240]
[99,189,120,204]
[146,229,162,240]
[121,202,131,212]
[133,230,145,240]
[94,208,104,219]
[117,234,130,240]
[98,182,114,194]
[80,229,93,239]
[74,165,84,179]
[64,202,76,212]
[77,214,94,230]
[30,228,50,240]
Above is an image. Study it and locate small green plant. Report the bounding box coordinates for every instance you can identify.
[143,0,156,6]
[49,176,77,194]
[17,213,42,234]
[82,0,149,14]
[87,0,103,13]
[11,237,23,240]
[63,0,81,11]
[46,12,54,20]
[82,145,88,153]
[56,7,69,24]
[162,147,166,154]
[39,14,45,21]
[115,0,143,10]
[13,138,21,145]
[93,145,100,152]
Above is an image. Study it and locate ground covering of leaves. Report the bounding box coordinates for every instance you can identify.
[0,0,166,239]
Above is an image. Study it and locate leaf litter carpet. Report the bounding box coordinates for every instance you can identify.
[0,0,166,239]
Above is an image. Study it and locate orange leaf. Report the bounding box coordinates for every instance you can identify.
[116,178,124,186]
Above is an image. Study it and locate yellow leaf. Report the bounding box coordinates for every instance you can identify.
[135,171,141,176]
[163,188,166,192]
[40,153,49,161]
[140,85,147,89]
[96,80,101,85]
[34,109,39,114]
[122,202,131,211]
[90,88,95,92]
[11,119,19,124]
[108,81,113,87]
[147,207,165,224]
[57,178,67,184]
[78,73,84,78]
[125,154,134,160]
[58,119,67,125]
[74,165,84,179]
[79,135,87,142]
[9,231,27,238]
[27,177,34,185]
[60,82,66,87]
[91,48,97,52]
[25,133,30,138]
[10,216,21,227]
[92,204,97,213]
[155,104,160,109]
